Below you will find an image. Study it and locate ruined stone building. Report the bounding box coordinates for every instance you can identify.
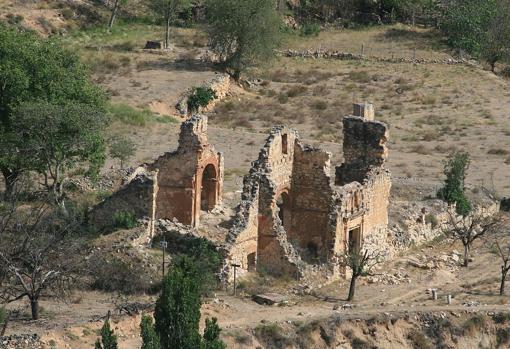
[90,115,224,233]
[222,103,391,281]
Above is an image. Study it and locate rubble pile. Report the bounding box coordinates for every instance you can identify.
[0,335,42,349]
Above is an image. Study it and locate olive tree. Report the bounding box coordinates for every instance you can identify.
[443,0,510,71]
[205,0,281,80]
[0,25,105,199]
[340,248,382,302]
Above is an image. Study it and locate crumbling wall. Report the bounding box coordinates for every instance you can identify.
[176,74,231,116]
[90,115,223,234]
[88,169,158,235]
[288,143,334,262]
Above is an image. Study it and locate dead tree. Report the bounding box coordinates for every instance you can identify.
[0,192,84,320]
[489,216,510,295]
[340,249,382,302]
[445,210,499,267]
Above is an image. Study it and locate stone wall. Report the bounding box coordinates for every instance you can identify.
[176,74,231,116]
[90,115,223,233]
[88,169,157,235]
[222,103,393,283]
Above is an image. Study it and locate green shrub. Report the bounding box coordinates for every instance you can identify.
[493,312,510,324]
[437,151,472,216]
[187,87,217,113]
[300,22,321,37]
[113,210,138,229]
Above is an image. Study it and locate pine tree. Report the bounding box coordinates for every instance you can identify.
[154,256,202,349]
[203,317,226,349]
[140,315,160,349]
[95,312,118,349]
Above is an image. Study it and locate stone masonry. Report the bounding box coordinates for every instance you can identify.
[222,103,391,281]
[90,115,223,234]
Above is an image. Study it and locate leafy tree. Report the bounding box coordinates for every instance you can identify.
[205,0,281,80]
[0,25,105,199]
[109,136,136,169]
[340,248,382,301]
[438,151,472,216]
[203,317,226,349]
[150,0,191,49]
[442,0,510,71]
[10,102,109,207]
[95,312,118,349]
[108,0,128,31]
[140,315,161,349]
[154,256,202,349]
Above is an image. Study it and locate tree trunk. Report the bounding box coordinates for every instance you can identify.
[30,298,39,320]
[108,0,120,31]
[500,267,508,296]
[463,244,469,267]
[347,275,357,301]
[165,13,171,49]
[1,167,19,201]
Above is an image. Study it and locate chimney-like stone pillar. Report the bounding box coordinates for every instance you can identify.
[352,102,374,121]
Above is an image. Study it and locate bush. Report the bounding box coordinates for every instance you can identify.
[497,328,510,347]
[90,256,157,294]
[425,214,438,229]
[113,210,138,229]
[437,151,472,216]
[407,329,432,349]
[300,22,321,37]
[187,87,217,113]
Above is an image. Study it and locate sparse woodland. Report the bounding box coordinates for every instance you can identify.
[0,0,510,348]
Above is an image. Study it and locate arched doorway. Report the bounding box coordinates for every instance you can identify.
[201,164,218,211]
[276,191,292,233]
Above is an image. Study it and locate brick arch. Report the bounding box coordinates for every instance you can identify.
[200,163,219,211]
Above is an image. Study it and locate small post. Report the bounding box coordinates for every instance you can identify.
[431,289,437,300]
[413,47,417,61]
[161,238,168,279]
[231,263,241,296]
[361,43,365,55]
[446,294,452,305]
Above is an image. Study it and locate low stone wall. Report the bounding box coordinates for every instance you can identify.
[278,49,470,65]
[176,74,231,116]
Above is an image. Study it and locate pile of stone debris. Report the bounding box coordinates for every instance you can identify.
[0,334,42,349]
[407,250,462,272]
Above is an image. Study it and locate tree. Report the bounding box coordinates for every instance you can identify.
[0,191,83,320]
[442,0,510,71]
[95,312,118,349]
[489,216,510,295]
[140,315,161,349]
[10,102,109,207]
[438,151,472,216]
[340,248,382,302]
[108,0,128,31]
[109,136,136,169]
[205,0,281,81]
[150,0,191,49]
[203,317,226,349]
[446,210,499,267]
[154,256,202,349]
[0,25,105,198]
